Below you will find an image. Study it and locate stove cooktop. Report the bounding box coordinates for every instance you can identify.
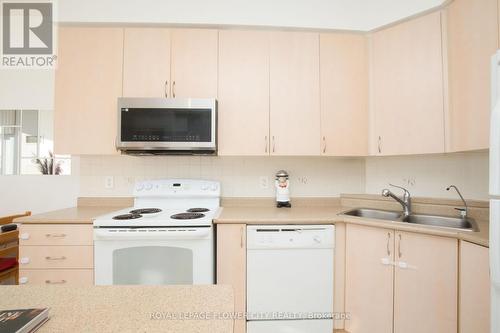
[94,207,219,228]
[170,212,205,220]
[129,208,163,215]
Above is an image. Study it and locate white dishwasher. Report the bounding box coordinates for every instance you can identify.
[246,225,335,333]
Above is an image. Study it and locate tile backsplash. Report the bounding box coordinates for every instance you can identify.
[75,151,489,200]
[77,155,366,197]
[365,151,489,200]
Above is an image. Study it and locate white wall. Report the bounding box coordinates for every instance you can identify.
[0,175,79,216]
[58,0,445,31]
[365,151,489,200]
[0,70,54,110]
[78,156,366,197]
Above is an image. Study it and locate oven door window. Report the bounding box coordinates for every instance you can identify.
[112,246,193,285]
[120,108,212,142]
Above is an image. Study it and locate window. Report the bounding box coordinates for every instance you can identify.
[0,110,71,175]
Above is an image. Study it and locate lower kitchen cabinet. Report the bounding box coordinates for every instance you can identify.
[345,224,458,333]
[216,224,246,333]
[345,224,394,333]
[19,269,94,285]
[393,231,457,333]
[18,224,94,285]
[459,240,490,333]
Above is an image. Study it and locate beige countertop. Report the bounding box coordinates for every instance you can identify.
[0,285,234,333]
[214,204,489,247]
[214,206,345,224]
[14,206,123,224]
[14,196,489,247]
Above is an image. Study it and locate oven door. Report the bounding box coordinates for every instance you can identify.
[116,98,217,152]
[94,227,214,285]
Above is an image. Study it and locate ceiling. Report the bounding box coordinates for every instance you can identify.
[58,0,446,31]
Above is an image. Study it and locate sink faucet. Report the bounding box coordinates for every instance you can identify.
[381,184,411,217]
[446,185,468,218]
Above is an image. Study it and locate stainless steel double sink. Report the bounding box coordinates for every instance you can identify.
[341,208,479,232]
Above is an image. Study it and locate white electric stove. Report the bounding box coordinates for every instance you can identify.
[93,179,220,286]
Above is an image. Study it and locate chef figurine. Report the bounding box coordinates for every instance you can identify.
[275,170,291,208]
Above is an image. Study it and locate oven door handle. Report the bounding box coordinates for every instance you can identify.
[93,228,211,240]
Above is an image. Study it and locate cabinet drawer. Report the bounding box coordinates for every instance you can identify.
[19,269,94,285]
[19,246,93,269]
[19,224,93,246]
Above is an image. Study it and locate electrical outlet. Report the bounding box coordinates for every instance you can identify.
[403,178,416,186]
[259,176,269,189]
[298,176,308,184]
[104,176,114,189]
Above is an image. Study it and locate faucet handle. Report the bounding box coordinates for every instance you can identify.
[389,183,411,199]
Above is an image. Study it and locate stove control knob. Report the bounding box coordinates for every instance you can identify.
[201,185,209,191]
[145,183,153,191]
[210,184,218,191]
[136,184,144,191]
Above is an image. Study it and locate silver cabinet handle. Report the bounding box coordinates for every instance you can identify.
[386,232,391,256]
[45,256,66,261]
[398,234,402,258]
[322,136,326,154]
[45,279,66,284]
[240,227,244,248]
[378,136,382,154]
[45,233,66,238]
[265,136,268,153]
[172,81,176,98]
[272,136,276,153]
[164,80,168,98]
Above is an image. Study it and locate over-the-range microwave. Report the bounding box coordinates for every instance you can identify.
[116,98,217,155]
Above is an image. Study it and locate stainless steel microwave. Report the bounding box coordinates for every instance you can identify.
[116,98,217,155]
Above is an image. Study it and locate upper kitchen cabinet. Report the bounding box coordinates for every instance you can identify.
[170,29,218,98]
[370,12,445,156]
[122,28,171,98]
[269,32,321,155]
[445,0,498,151]
[320,33,368,156]
[123,28,217,99]
[218,30,270,156]
[54,27,123,155]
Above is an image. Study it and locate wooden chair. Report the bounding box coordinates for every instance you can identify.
[0,211,31,285]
